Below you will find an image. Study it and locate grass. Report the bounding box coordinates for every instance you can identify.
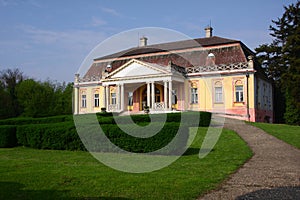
[250,122,300,149]
[0,127,252,200]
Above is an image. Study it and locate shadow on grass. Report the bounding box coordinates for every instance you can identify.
[183,148,215,156]
[236,186,300,200]
[0,182,132,200]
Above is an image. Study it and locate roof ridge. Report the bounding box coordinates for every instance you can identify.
[94,36,240,61]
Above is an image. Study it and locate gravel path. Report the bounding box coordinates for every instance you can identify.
[198,118,300,200]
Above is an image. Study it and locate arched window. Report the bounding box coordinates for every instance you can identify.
[214,81,223,103]
[190,82,198,104]
[235,80,244,102]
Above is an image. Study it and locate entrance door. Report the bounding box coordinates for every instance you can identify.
[140,86,162,110]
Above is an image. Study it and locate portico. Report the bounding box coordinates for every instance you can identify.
[101,59,185,112]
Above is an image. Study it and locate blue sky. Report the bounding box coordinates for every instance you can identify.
[0,0,297,82]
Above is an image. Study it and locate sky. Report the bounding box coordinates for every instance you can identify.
[0,0,297,83]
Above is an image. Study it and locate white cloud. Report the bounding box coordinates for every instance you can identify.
[91,17,107,27]
[0,0,41,7]
[101,7,122,17]
[0,25,110,82]
[0,0,18,6]
[18,25,107,51]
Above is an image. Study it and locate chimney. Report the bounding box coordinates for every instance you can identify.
[139,36,148,47]
[205,26,213,38]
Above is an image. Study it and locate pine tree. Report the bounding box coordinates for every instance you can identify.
[256,1,300,125]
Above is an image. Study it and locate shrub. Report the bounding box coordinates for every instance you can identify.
[16,122,85,151]
[13,111,211,153]
[0,125,17,147]
[0,115,73,126]
[96,122,189,154]
[97,111,211,127]
[15,120,188,155]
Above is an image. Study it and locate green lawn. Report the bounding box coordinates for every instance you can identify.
[0,128,252,200]
[250,122,300,149]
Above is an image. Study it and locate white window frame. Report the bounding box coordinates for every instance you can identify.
[235,85,244,102]
[191,88,198,104]
[111,93,116,105]
[81,94,87,108]
[94,93,99,107]
[215,86,223,103]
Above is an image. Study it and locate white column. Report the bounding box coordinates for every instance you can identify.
[169,81,172,110]
[105,85,109,110]
[102,86,106,109]
[120,83,124,111]
[151,82,155,109]
[164,81,168,110]
[147,82,150,107]
[117,84,120,110]
[74,86,79,114]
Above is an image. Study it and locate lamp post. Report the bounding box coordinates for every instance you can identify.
[246,71,250,121]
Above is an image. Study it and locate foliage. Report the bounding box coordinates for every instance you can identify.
[100,123,188,154]
[15,121,188,155]
[250,122,300,149]
[255,1,300,124]
[0,68,73,119]
[16,122,84,151]
[0,128,252,200]
[2,111,210,152]
[0,68,25,118]
[0,125,17,147]
[97,111,211,127]
[0,115,72,126]
[16,79,73,117]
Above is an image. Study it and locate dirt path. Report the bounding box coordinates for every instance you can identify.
[198,118,300,200]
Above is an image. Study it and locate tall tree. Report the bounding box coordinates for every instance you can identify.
[0,68,25,117]
[255,1,300,125]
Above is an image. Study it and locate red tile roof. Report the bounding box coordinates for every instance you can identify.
[94,36,239,61]
[84,36,254,79]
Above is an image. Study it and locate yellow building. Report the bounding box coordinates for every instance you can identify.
[74,27,274,122]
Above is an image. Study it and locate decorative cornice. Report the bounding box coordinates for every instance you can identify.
[186,62,249,74]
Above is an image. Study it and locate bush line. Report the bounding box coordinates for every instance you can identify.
[0,111,211,152]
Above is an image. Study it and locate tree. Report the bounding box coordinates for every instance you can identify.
[0,68,25,117]
[16,79,73,117]
[255,1,300,125]
[52,82,73,115]
[0,83,14,119]
[16,79,55,117]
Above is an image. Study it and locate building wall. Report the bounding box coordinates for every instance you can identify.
[254,77,274,122]
[74,74,273,122]
[185,74,257,121]
[75,85,105,114]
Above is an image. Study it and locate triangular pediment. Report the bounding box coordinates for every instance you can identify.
[107,59,169,79]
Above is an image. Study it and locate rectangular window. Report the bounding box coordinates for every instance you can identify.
[215,87,223,103]
[111,93,116,105]
[94,94,99,107]
[128,92,133,106]
[172,90,177,104]
[81,94,87,108]
[191,88,198,104]
[235,85,244,102]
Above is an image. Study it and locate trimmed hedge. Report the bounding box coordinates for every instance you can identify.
[97,111,211,127]
[0,115,73,126]
[0,125,17,147]
[15,121,188,154]
[16,122,84,151]
[92,122,188,154]
[3,111,211,153]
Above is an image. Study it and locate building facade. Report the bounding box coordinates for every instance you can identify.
[74,27,274,122]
